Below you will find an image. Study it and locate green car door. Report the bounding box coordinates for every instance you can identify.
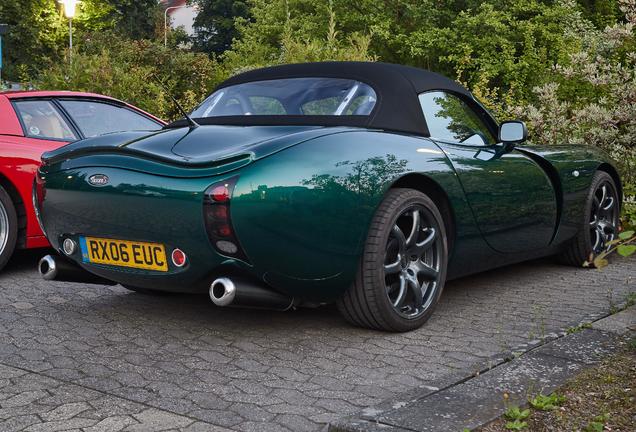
[419,91,558,253]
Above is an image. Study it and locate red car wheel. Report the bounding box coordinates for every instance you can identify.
[0,185,18,271]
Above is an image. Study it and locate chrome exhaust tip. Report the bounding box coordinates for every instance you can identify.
[209,277,236,307]
[209,276,294,310]
[38,255,58,280]
[38,254,117,285]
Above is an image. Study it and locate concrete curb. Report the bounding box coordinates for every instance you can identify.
[329,305,635,432]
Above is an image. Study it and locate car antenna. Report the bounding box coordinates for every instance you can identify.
[151,74,199,129]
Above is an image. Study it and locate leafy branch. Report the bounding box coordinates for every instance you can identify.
[585,230,636,269]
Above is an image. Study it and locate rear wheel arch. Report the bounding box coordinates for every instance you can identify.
[389,174,456,255]
[0,172,26,248]
[338,187,448,331]
[597,163,622,205]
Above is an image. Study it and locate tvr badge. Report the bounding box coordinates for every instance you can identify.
[87,174,110,187]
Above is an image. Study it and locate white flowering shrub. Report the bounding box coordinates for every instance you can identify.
[517,0,636,230]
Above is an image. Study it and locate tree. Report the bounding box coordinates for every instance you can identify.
[422,0,588,113]
[517,0,635,227]
[35,32,221,121]
[0,0,160,82]
[0,0,67,81]
[221,0,597,111]
[577,0,622,28]
[222,0,375,74]
[109,0,161,39]
[190,0,251,55]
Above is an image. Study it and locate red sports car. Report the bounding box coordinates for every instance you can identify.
[0,91,165,270]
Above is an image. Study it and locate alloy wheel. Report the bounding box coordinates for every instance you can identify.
[0,201,9,256]
[589,181,619,254]
[383,206,442,319]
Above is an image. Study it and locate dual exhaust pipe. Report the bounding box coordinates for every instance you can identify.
[39,254,293,311]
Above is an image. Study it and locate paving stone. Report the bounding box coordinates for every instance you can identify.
[276,413,322,432]
[2,390,48,408]
[186,409,243,428]
[536,328,624,365]
[0,364,192,432]
[352,352,585,432]
[0,252,633,431]
[83,416,138,432]
[456,352,585,403]
[0,415,43,432]
[23,418,99,432]
[180,421,235,432]
[41,402,91,421]
[592,304,636,334]
[337,325,634,432]
[127,408,193,431]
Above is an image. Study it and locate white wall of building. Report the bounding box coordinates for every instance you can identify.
[170,6,197,36]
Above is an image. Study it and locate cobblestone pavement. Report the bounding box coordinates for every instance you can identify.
[0,251,633,431]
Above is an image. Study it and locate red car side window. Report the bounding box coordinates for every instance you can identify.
[13,100,78,141]
[58,100,161,138]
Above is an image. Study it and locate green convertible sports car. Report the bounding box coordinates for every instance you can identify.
[35,62,622,331]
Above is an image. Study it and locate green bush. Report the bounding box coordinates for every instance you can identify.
[221,0,375,75]
[35,32,221,121]
[515,0,636,228]
[220,0,593,115]
[0,0,161,81]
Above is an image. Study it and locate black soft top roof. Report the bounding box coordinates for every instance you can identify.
[176,62,476,136]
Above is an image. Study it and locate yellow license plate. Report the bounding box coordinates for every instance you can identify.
[80,236,168,272]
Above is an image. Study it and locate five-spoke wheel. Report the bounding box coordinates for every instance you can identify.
[337,188,447,332]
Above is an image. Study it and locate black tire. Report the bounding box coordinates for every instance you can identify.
[337,188,448,332]
[0,185,18,272]
[558,171,620,267]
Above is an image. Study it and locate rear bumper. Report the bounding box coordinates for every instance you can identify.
[36,158,362,301]
[57,234,256,293]
[37,166,246,292]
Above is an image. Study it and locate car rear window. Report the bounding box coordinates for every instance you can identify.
[191,78,377,117]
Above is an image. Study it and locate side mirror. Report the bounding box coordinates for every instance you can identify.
[498,120,528,147]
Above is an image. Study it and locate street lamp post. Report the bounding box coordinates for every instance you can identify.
[0,24,8,85]
[164,5,189,47]
[59,0,79,64]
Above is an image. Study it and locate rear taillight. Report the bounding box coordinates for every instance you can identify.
[203,177,248,261]
[210,185,230,202]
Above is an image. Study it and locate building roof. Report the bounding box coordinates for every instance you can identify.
[160,0,187,11]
